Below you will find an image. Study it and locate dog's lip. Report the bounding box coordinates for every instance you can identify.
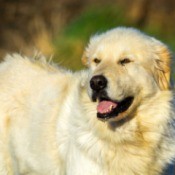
[97,96,134,121]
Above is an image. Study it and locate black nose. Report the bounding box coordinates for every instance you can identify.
[90,75,107,91]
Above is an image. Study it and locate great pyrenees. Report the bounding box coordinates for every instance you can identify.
[0,27,174,175]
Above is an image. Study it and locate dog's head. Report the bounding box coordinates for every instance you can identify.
[82,27,172,122]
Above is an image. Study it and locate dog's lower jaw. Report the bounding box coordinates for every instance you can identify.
[96,96,134,122]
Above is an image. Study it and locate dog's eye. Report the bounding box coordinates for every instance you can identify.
[93,58,101,64]
[119,58,131,65]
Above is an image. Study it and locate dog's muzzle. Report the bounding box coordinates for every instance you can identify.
[90,75,134,121]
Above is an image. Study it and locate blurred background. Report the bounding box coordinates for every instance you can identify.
[0,0,175,72]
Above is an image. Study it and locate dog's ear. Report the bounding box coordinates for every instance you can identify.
[153,42,172,90]
[81,50,89,67]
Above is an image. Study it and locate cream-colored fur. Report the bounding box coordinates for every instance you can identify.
[0,27,175,175]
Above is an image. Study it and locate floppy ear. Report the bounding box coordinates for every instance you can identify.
[153,43,172,90]
[81,50,89,67]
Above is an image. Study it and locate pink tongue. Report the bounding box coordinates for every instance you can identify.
[97,101,117,114]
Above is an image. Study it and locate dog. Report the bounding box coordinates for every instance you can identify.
[0,27,174,175]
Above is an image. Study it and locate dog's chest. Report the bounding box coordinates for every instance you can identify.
[66,143,103,175]
[67,133,150,175]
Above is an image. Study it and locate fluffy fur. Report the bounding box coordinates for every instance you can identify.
[0,27,175,175]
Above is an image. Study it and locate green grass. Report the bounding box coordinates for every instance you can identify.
[61,6,127,40]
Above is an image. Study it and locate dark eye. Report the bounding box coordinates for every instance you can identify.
[119,58,131,65]
[93,58,101,64]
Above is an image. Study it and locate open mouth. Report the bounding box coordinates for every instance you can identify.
[97,96,134,121]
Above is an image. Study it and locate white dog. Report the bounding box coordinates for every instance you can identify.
[0,27,174,175]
